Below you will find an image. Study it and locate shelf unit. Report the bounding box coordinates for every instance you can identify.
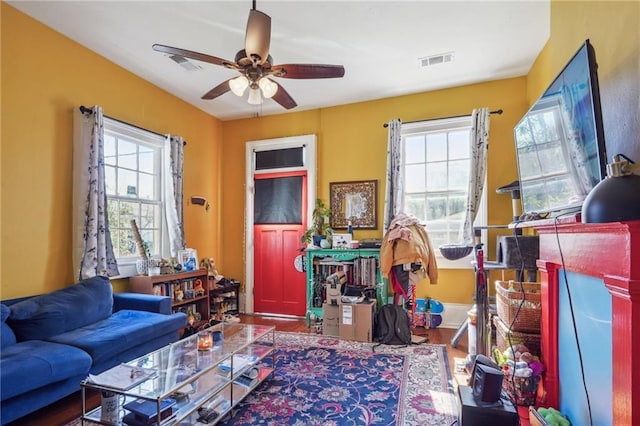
[81,323,276,426]
[305,248,386,322]
[130,269,210,328]
[209,279,240,319]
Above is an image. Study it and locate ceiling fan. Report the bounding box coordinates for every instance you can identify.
[153,0,345,110]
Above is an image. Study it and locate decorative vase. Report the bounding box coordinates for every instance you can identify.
[135,259,149,275]
[312,235,325,247]
[320,238,331,249]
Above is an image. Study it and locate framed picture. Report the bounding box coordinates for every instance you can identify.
[178,248,199,272]
[329,180,377,229]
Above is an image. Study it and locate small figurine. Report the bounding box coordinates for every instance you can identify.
[201,257,224,283]
[174,283,184,302]
[193,279,205,297]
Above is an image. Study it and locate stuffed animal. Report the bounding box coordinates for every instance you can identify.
[201,257,224,283]
[537,407,571,426]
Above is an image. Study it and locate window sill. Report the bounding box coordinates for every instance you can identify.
[110,261,137,280]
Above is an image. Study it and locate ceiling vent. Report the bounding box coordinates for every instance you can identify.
[169,55,202,72]
[420,52,454,68]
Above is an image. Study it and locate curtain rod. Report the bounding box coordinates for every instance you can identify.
[79,106,187,146]
[383,108,503,128]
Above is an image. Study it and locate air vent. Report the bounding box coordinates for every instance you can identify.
[169,55,202,72]
[419,52,454,68]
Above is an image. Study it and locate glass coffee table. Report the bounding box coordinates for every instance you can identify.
[81,323,275,425]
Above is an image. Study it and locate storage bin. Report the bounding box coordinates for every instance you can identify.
[493,315,541,356]
[495,280,541,333]
[503,374,539,406]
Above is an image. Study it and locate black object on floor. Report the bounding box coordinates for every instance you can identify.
[457,385,518,426]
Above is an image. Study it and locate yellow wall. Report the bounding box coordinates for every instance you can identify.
[528,1,639,161]
[221,78,529,304]
[3,1,637,307]
[1,4,223,299]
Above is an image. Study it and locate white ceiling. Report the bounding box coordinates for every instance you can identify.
[9,0,550,121]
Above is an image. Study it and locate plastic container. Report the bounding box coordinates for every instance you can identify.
[468,306,477,356]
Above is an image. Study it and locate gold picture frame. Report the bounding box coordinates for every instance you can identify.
[329,180,377,229]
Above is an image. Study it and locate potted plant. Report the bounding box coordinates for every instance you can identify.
[301,198,333,247]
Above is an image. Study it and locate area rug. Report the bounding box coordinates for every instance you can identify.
[222,332,457,426]
[68,332,457,426]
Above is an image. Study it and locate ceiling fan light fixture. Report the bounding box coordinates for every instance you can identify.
[258,77,278,98]
[247,87,262,105]
[245,9,271,65]
[229,75,249,96]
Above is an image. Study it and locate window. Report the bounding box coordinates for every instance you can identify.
[103,119,167,273]
[401,116,487,268]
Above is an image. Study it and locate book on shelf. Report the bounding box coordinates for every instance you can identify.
[86,364,157,391]
[123,398,176,424]
[217,354,259,375]
[122,411,176,426]
[234,374,258,388]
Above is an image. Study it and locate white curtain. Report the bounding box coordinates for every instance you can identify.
[72,106,119,279]
[460,108,490,244]
[383,119,403,232]
[164,135,185,256]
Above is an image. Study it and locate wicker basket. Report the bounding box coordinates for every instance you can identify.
[493,315,541,356]
[503,374,540,406]
[495,280,541,333]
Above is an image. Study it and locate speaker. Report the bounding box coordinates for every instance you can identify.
[472,363,504,404]
[458,385,518,426]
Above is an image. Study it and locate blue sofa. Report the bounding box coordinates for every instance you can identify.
[0,276,187,425]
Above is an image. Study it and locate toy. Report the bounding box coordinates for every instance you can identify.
[493,344,545,378]
[193,279,205,297]
[174,284,184,302]
[537,407,571,426]
[201,257,224,283]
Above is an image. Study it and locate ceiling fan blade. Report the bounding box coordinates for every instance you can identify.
[153,44,233,68]
[244,9,271,65]
[271,82,297,109]
[202,80,232,100]
[271,64,345,79]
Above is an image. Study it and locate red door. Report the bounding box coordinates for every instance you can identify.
[253,171,307,316]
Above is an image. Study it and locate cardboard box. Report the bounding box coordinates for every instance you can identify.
[323,303,340,336]
[339,301,375,342]
[325,283,342,305]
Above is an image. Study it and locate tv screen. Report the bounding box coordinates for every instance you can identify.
[514,39,607,218]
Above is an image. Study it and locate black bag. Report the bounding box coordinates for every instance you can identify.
[373,304,412,349]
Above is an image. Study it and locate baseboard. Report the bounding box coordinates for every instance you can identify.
[440,303,473,329]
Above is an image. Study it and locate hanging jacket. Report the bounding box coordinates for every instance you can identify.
[380,213,438,284]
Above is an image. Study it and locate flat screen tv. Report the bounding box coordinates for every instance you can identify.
[514,39,607,218]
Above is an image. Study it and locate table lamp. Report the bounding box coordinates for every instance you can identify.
[582,154,640,223]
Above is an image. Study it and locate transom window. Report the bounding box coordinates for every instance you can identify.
[401,116,486,267]
[103,119,165,261]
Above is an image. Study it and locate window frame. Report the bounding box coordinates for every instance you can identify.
[400,116,487,269]
[103,118,169,278]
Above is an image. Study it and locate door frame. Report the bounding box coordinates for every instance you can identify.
[244,134,317,314]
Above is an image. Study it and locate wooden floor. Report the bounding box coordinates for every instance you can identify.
[8,314,470,426]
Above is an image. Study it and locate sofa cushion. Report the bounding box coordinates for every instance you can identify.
[1,304,16,348]
[47,310,186,365]
[0,340,92,400]
[7,276,113,341]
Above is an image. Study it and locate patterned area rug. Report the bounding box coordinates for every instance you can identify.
[222,332,457,426]
[69,332,457,426]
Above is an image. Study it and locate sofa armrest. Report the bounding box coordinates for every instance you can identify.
[113,293,172,315]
